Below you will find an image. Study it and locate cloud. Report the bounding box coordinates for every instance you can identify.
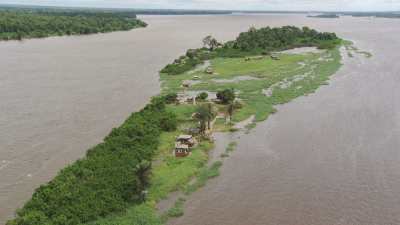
[2,0,400,11]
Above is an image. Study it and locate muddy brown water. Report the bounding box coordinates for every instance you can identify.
[1,14,400,225]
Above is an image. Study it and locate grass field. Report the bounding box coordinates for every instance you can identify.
[163,46,342,124]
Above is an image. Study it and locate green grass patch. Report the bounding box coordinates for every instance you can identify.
[89,203,162,225]
[148,141,212,201]
[184,161,223,195]
[226,142,238,153]
[220,153,230,158]
[164,197,186,218]
[213,117,233,132]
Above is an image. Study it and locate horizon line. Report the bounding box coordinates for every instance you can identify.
[1,3,400,13]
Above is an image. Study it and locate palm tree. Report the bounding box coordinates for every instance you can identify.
[194,103,215,134]
[207,103,215,129]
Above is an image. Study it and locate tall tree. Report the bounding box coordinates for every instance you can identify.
[202,35,220,50]
[216,88,235,104]
[194,103,215,133]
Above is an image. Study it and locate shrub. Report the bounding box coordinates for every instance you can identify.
[216,89,235,104]
[195,92,208,101]
[159,111,178,131]
[163,93,178,104]
[160,57,202,75]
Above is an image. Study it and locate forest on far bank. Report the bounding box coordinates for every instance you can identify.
[0,8,147,40]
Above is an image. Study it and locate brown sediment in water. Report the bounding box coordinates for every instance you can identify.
[1,14,399,225]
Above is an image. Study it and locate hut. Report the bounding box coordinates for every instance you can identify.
[177,93,187,104]
[205,67,214,74]
[271,54,280,60]
[175,143,190,157]
[182,81,191,88]
[176,134,196,147]
[186,97,195,104]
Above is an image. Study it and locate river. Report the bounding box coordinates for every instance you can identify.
[1,14,400,225]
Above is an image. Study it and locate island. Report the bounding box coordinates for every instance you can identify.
[307,14,340,18]
[0,8,147,41]
[8,26,357,225]
[344,12,400,19]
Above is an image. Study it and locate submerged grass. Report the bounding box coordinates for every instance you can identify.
[226,142,238,152]
[184,161,223,195]
[164,197,186,218]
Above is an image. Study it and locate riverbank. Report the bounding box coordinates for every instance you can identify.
[0,9,147,41]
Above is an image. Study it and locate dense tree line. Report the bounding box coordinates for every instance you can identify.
[161,26,341,75]
[231,26,338,51]
[0,10,147,41]
[7,97,177,225]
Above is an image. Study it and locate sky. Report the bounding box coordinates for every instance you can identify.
[1,0,400,11]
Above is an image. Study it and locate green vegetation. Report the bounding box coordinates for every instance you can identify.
[147,140,212,201]
[344,12,400,19]
[193,103,216,133]
[195,92,208,102]
[161,45,342,127]
[343,40,373,58]
[163,93,178,104]
[307,14,339,18]
[226,142,238,153]
[216,88,236,104]
[0,10,146,41]
[86,115,214,225]
[165,197,186,218]
[7,98,176,225]
[161,26,341,75]
[220,142,238,158]
[184,161,223,195]
[90,204,162,225]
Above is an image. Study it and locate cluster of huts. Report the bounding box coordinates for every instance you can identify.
[177,93,195,104]
[174,134,197,157]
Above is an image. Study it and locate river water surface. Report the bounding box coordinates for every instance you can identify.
[1,14,400,225]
